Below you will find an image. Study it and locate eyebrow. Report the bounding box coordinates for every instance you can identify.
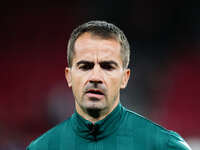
[76,60,94,66]
[99,61,118,67]
[76,60,119,67]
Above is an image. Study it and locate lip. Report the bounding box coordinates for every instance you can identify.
[86,89,104,94]
[86,93,105,100]
[85,89,105,99]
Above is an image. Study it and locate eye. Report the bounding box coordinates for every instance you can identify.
[100,62,115,70]
[79,63,94,71]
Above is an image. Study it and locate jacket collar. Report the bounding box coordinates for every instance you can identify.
[71,103,125,141]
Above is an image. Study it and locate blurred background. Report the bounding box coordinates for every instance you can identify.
[0,0,200,149]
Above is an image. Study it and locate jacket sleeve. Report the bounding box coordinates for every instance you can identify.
[26,138,48,150]
[26,145,31,150]
[26,143,33,150]
[167,131,192,150]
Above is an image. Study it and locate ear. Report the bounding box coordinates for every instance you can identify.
[120,68,130,89]
[65,67,72,87]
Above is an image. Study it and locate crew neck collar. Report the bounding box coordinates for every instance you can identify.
[71,103,125,141]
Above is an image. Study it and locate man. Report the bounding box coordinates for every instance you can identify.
[27,21,191,150]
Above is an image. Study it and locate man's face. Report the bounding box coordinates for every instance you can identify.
[65,32,130,116]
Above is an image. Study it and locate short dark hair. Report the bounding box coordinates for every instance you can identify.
[67,20,130,68]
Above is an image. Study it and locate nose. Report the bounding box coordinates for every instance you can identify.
[89,65,103,85]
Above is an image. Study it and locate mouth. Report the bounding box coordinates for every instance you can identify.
[86,89,104,95]
[85,89,105,99]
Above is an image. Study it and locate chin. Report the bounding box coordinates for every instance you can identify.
[86,103,105,110]
[83,100,106,110]
[85,105,104,118]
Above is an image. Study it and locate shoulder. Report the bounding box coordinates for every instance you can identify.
[124,108,165,131]
[123,108,191,150]
[166,131,191,150]
[26,118,72,150]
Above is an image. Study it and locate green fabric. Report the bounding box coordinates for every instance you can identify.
[27,104,191,150]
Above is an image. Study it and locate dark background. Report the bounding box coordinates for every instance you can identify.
[0,0,200,149]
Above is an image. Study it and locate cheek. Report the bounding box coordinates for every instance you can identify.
[106,74,123,92]
[71,75,84,100]
[71,71,88,90]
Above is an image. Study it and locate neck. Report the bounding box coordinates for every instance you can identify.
[75,101,119,124]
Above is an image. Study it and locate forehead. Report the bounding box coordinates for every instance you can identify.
[73,32,122,63]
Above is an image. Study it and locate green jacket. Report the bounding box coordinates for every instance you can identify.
[27,104,191,150]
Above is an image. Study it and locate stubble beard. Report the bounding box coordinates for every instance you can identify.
[80,95,107,119]
[77,93,119,119]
